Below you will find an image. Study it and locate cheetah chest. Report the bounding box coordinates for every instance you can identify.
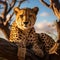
[18,29,38,47]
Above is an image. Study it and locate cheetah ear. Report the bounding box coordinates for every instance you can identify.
[14,7,20,15]
[32,7,39,15]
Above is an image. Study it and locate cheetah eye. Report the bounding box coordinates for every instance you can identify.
[20,15,23,18]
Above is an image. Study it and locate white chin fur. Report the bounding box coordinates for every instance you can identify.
[23,27,29,29]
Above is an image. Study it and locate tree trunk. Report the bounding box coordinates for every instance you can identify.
[56,21,60,40]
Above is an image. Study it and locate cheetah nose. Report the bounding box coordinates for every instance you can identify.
[24,22,28,25]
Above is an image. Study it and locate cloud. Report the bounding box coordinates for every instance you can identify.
[35,20,56,33]
[40,12,50,17]
[34,21,57,40]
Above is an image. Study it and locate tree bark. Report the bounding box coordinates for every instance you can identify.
[0,38,18,60]
[56,21,60,40]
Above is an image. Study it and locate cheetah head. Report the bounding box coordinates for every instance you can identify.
[14,7,39,30]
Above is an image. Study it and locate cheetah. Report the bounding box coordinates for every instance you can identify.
[9,7,55,60]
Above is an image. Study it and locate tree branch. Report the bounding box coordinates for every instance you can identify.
[40,0,50,8]
[0,24,10,39]
[18,0,27,7]
[0,0,8,21]
[7,0,16,14]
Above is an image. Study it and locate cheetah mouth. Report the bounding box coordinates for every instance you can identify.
[23,25,30,29]
[24,25,27,27]
[23,24,31,29]
[24,26,27,27]
[23,25,28,28]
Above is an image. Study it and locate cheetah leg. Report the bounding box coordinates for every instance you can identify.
[17,47,26,60]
